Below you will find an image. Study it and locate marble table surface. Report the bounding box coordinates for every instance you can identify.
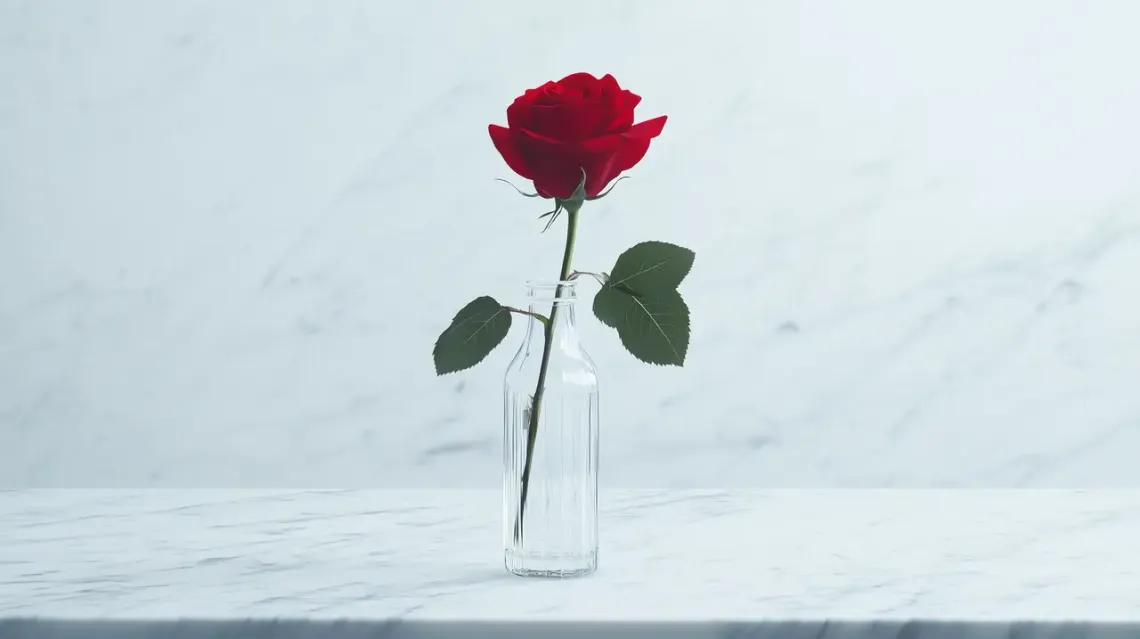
[2,489,1140,638]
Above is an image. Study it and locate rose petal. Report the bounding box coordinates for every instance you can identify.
[580,115,667,155]
[506,98,533,132]
[514,99,615,142]
[557,72,602,93]
[531,81,568,106]
[608,116,668,175]
[582,153,619,197]
[599,90,641,135]
[575,115,668,193]
[557,135,627,197]
[488,124,534,180]
[624,114,668,139]
[611,138,652,176]
[598,74,622,101]
[621,90,642,112]
[510,128,583,198]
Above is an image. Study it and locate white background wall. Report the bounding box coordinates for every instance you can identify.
[3,0,1139,487]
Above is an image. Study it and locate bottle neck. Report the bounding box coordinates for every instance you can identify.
[523,281,579,344]
[526,299,577,327]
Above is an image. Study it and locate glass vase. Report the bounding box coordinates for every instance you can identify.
[503,279,600,578]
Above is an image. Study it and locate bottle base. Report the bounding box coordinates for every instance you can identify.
[504,549,597,578]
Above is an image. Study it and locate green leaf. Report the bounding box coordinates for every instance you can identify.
[433,296,512,375]
[592,285,624,330]
[607,241,695,295]
[593,287,690,366]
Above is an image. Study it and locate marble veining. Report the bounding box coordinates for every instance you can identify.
[2,490,1140,637]
[3,1,1140,489]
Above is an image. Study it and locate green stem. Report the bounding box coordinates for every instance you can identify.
[503,307,550,327]
[515,206,579,542]
[571,270,608,287]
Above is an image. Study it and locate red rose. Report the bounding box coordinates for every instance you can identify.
[489,73,668,200]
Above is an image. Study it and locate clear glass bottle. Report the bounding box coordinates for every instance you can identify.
[503,279,600,578]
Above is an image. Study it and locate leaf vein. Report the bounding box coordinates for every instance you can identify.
[610,259,673,288]
[631,296,681,361]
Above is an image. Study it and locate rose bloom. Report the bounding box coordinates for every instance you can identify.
[489,73,667,200]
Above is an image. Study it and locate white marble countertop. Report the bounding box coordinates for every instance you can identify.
[2,490,1140,638]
